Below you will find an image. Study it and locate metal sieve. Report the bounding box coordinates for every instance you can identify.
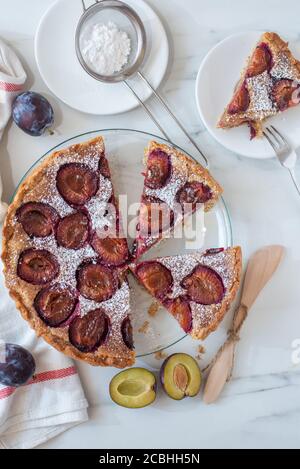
[76,0,208,165]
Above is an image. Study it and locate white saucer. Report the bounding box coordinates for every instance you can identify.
[35,0,169,115]
[195,31,300,159]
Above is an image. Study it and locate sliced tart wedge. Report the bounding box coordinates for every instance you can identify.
[131,247,242,340]
[132,141,223,259]
[218,32,300,138]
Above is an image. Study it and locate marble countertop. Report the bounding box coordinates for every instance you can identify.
[1,0,300,449]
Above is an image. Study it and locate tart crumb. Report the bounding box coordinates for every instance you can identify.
[138,321,150,334]
[148,301,160,317]
[195,344,206,361]
[154,350,167,360]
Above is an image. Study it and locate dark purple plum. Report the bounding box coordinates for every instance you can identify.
[0,343,36,387]
[12,92,54,136]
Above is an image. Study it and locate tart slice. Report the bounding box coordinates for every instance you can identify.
[2,137,134,368]
[131,247,242,340]
[132,141,223,259]
[218,32,300,138]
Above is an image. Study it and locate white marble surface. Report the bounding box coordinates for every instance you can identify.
[1,0,300,449]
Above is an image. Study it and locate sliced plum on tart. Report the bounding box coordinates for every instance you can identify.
[91,235,129,267]
[132,247,242,340]
[69,309,110,353]
[56,163,98,206]
[77,261,118,302]
[17,202,59,238]
[181,265,225,305]
[34,285,78,327]
[135,261,173,300]
[138,196,174,237]
[163,297,193,333]
[17,249,59,285]
[121,317,134,350]
[144,149,171,189]
[56,211,90,250]
[176,181,212,211]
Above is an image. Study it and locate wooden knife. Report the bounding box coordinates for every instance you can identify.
[203,245,285,404]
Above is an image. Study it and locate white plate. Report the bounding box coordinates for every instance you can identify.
[16,129,233,358]
[195,31,300,159]
[35,0,169,115]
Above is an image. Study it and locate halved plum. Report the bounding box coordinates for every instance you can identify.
[56,211,90,250]
[16,202,59,238]
[145,150,171,189]
[139,196,174,237]
[272,79,300,111]
[164,297,192,333]
[69,309,109,353]
[160,353,202,400]
[77,262,117,302]
[247,43,272,77]
[136,261,173,299]
[176,181,212,210]
[34,285,78,327]
[109,368,156,408]
[17,249,59,285]
[56,163,98,206]
[121,317,134,350]
[181,264,224,305]
[228,83,250,114]
[91,235,129,266]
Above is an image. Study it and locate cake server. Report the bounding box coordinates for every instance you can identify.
[203,244,285,404]
[77,0,208,166]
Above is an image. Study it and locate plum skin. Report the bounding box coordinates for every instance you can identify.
[12,92,54,137]
[109,368,157,409]
[160,353,202,400]
[0,343,36,388]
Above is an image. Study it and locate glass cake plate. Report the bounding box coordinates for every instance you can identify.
[15,129,233,358]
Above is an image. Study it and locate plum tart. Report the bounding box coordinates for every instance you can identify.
[2,137,134,368]
[131,247,242,340]
[132,141,223,259]
[218,32,300,138]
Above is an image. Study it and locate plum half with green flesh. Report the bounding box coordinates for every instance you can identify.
[110,368,156,409]
[160,353,202,400]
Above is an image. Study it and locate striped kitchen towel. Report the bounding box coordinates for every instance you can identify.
[0,258,89,449]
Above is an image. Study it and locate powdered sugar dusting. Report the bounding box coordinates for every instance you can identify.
[271,52,300,82]
[247,71,275,118]
[33,235,95,289]
[86,175,113,231]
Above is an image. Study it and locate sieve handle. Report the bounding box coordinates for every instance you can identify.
[137,71,208,166]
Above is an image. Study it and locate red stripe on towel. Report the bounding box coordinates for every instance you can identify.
[0,81,23,92]
[0,366,77,400]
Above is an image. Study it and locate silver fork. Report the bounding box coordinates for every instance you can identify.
[263,125,300,197]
